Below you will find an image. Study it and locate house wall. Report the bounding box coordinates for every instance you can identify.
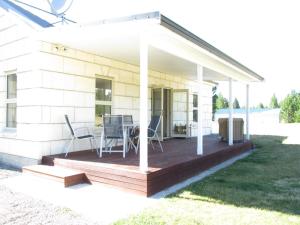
[0,9,43,166]
[0,11,212,167]
[32,41,213,155]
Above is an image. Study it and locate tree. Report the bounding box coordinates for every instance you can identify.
[233,98,240,109]
[212,86,218,120]
[269,94,279,108]
[280,91,300,123]
[216,93,229,109]
[258,103,264,109]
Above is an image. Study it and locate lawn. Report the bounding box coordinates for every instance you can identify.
[115,135,300,225]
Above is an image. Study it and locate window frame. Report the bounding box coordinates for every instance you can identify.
[95,75,113,126]
[5,71,17,130]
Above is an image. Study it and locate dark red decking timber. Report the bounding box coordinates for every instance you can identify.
[23,165,87,187]
[42,135,253,196]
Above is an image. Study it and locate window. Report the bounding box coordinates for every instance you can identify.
[7,74,17,99]
[193,94,198,122]
[95,78,112,101]
[95,77,112,126]
[6,103,17,128]
[6,73,17,128]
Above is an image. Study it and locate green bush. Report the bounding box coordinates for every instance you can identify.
[280,91,300,123]
[216,93,229,109]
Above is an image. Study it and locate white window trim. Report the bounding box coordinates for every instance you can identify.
[4,71,17,131]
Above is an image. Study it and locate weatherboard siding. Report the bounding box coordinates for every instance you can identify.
[0,7,212,162]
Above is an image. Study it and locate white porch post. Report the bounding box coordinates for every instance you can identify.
[197,65,203,155]
[139,36,149,172]
[246,84,250,140]
[228,78,233,145]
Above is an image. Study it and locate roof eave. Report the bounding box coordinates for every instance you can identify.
[159,13,264,82]
[39,10,264,82]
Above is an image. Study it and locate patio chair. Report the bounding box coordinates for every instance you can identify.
[64,115,96,157]
[99,115,127,158]
[148,115,164,152]
[123,115,139,154]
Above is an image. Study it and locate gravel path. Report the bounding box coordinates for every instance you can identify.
[0,164,101,225]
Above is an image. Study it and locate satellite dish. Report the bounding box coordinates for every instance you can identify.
[47,0,73,17]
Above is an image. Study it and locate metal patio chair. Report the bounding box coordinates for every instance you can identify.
[99,115,127,158]
[123,115,139,154]
[148,115,164,152]
[64,115,96,157]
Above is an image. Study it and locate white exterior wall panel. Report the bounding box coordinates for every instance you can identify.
[0,26,213,162]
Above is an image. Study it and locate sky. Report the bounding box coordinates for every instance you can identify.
[14,0,300,107]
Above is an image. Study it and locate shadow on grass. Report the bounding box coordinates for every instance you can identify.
[170,135,300,215]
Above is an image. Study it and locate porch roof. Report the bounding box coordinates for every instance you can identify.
[37,11,264,83]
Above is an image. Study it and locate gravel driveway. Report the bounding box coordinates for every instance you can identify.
[0,164,100,225]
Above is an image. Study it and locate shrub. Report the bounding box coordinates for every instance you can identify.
[280,91,300,123]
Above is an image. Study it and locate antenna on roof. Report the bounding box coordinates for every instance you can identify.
[14,0,76,25]
[46,0,73,24]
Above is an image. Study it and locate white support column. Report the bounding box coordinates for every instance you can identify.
[228,78,233,145]
[246,84,250,140]
[139,36,149,172]
[197,65,203,155]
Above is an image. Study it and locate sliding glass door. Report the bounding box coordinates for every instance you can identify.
[152,88,189,139]
[152,88,171,140]
[172,89,189,137]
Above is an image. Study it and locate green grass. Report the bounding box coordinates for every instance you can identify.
[114,135,300,225]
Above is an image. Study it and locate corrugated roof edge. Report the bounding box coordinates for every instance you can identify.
[83,11,160,26]
[0,0,53,28]
[160,14,264,82]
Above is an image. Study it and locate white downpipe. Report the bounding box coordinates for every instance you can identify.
[246,84,250,140]
[139,36,149,172]
[228,78,233,145]
[197,65,203,155]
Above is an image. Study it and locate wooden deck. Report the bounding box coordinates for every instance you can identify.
[42,135,253,196]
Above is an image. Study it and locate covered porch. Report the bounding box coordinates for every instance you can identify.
[21,12,265,196]
[41,135,253,196]
[40,12,262,173]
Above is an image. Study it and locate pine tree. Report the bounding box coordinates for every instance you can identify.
[258,103,264,109]
[212,86,218,120]
[270,94,279,108]
[233,98,240,109]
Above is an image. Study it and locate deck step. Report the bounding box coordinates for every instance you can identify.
[22,165,87,187]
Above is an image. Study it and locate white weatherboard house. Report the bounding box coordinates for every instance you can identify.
[0,1,264,173]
